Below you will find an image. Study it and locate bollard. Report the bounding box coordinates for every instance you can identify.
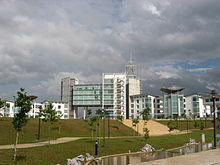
[95,140,98,155]
[201,133,205,144]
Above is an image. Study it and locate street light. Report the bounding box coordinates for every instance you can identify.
[211,90,217,148]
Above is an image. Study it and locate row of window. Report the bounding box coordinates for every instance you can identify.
[73,85,101,90]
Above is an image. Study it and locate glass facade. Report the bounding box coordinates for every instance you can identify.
[163,94,184,117]
[103,78,114,105]
[73,84,102,105]
[145,97,152,108]
[192,96,199,116]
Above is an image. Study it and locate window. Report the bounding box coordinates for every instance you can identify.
[131,104,134,108]
[137,105,139,109]
[137,100,139,103]
[142,104,145,108]
[157,105,160,108]
[58,105,61,109]
[131,109,134,113]
[216,98,219,101]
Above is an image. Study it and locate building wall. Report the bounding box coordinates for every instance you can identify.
[130,94,155,119]
[163,94,185,118]
[128,78,141,119]
[42,101,69,119]
[102,73,127,119]
[61,77,78,118]
[186,94,211,118]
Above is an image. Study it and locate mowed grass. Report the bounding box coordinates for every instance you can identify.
[0,129,219,165]
[156,119,218,131]
[0,118,136,145]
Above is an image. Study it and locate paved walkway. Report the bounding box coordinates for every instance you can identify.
[0,136,147,150]
[0,137,80,149]
[132,148,220,165]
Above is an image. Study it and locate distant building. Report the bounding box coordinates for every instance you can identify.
[185,93,211,118]
[203,95,220,118]
[42,101,69,119]
[129,94,155,119]
[61,77,78,118]
[160,88,185,118]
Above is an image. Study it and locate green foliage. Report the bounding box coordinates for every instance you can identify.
[12,88,32,132]
[0,98,6,108]
[132,119,139,127]
[96,109,108,118]
[39,103,62,124]
[143,127,150,140]
[86,109,92,118]
[194,120,199,128]
[116,115,124,122]
[167,120,178,132]
[140,107,151,121]
[200,121,204,130]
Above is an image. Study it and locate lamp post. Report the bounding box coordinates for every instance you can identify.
[211,90,217,148]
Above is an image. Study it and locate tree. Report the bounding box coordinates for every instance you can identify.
[38,103,62,147]
[0,99,6,117]
[86,109,92,119]
[96,109,108,146]
[140,107,151,139]
[132,119,139,136]
[116,115,124,123]
[12,88,32,163]
[88,116,98,139]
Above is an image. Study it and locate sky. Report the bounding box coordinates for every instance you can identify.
[0,0,220,101]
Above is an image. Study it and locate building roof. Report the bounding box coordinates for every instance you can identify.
[130,93,156,98]
[160,88,185,94]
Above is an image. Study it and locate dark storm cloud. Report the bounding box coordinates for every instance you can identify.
[0,0,220,100]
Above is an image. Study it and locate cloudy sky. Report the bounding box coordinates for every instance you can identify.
[0,0,220,101]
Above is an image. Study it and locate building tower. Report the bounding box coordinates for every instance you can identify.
[61,77,78,118]
[125,57,136,79]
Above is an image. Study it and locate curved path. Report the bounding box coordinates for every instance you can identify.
[0,137,80,150]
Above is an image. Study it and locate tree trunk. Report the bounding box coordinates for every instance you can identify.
[13,131,19,163]
[48,124,51,147]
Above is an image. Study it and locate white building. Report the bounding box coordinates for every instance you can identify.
[102,73,127,119]
[0,100,15,117]
[42,101,69,119]
[185,94,211,118]
[154,96,164,118]
[28,102,43,118]
[203,94,220,117]
[127,78,141,119]
[130,94,155,119]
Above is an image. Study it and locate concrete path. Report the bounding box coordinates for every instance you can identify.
[132,148,220,165]
[0,137,80,150]
[0,136,148,150]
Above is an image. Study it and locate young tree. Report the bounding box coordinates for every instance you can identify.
[132,119,139,136]
[96,109,108,146]
[86,109,92,119]
[88,116,98,139]
[38,103,62,147]
[0,99,6,117]
[140,107,151,139]
[12,88,32,163]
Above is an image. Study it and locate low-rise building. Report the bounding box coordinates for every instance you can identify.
[130,94,155,119]
[185,93,211,118]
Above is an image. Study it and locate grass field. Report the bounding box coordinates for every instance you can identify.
[0,118,136,145]
[0,129,219,165]
[156,119,220,131]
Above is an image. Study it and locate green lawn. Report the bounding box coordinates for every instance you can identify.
[0,118,136,145]
[0,129,219,165]
[156,119,219,131]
